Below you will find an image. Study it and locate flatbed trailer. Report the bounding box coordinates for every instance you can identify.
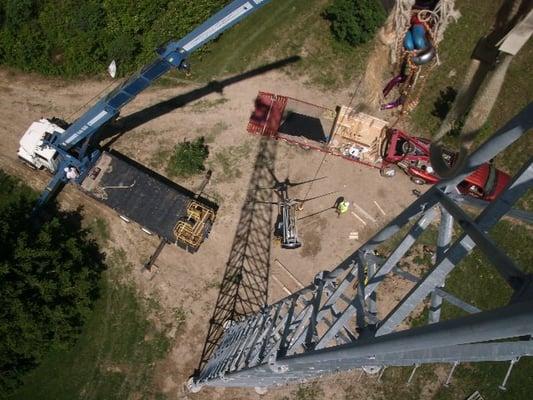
[80,150,216,253]
[247,92,388,169]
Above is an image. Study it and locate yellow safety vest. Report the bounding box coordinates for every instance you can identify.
[338,201,349,214]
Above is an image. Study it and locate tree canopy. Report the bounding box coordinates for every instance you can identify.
[324,0,386,47]
[0,0,229,77]
[0,170,105,394]
[167,137,209,177]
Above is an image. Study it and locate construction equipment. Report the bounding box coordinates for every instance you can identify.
[18,1,273,198]
[143,170,214,269]
[175,201,216,253]
[80,150,216,252]
[277,197,302,250]
[381,128,511,201]
[16,0,273,251]
[249,96,510,201]
[262,176,334,249]
[190,103,533,393]
[17,0,272,207]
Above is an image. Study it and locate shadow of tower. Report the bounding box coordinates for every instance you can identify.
[196,137,278,370]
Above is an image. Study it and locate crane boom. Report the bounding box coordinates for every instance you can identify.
[19,0,272,208]
[56,0,270,151]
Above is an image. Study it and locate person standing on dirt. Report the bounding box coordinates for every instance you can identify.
[336,199,350,217]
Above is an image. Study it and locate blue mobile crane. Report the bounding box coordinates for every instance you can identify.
[18,0,272,209]
[17,0,273,253]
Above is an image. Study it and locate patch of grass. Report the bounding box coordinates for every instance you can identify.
[376,222,438,257]
[324,0,387,47]
[189,97,228,112]
[172,306,187,336]
[431,358,533,400]
[169,0,371,89]
[208,141,253,182]
[378,367,421,399]
[428,220,533,399]
[281,382,324,400]
[204,279,222,290]
[373,220,532,399]
[8,250,171,400]
[409,304,429,328]
[155,75,189,88]
[410,0,502,134]
[89,217,110,245]
[375,223,412,255]
[417,224,439,246]
[106,248,134,279]
[294,383,324,400]
[203,121,229,144]
[412,253,432,267]
[167,137,209,178]
[149,148,172,170]
[442,221,532,320]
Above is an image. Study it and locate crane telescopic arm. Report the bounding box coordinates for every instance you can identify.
[36,0,272,208]
[53,0,271,152]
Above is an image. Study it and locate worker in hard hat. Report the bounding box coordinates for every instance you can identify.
[337,199,350,216]
[64,166,79,181]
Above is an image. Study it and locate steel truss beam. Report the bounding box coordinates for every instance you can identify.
[192,104,533,390]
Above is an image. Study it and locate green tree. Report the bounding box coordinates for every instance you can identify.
[2,0,37,30]
[167,137,209,177]
[324,0,386,46]
[0,0,229,77]
[37,0,107,76]
[0,170,105,394]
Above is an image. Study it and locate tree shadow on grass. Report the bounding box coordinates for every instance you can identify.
[431,86,457,121]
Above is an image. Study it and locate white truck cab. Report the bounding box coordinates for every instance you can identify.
[18,119,63,173]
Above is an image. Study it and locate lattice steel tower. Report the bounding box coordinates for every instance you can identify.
[190,104,533,392]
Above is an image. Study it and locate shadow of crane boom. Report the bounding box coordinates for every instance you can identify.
[100,56,300,148]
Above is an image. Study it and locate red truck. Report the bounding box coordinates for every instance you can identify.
[381,129,510,201]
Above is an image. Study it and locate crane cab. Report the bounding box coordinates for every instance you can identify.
[18,119,62,173]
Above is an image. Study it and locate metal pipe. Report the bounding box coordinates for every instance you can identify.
[377,161,533,336]
[431,102,533,183]
[429,208,453,323]
[407,364,420,385]
[210,342,532,387]
[278,300,533,367]
[377,366,387,382]
[367,262,377,317]
[498,358,519,391]
[444,361,459,387]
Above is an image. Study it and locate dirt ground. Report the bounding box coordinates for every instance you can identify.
[0,66,424,399]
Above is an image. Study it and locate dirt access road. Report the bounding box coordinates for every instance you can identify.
[0,66,421,399]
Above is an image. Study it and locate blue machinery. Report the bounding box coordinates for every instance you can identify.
[36,0,272,207]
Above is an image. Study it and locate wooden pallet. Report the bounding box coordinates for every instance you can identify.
[332,106,388,145]
[330,106,388,163]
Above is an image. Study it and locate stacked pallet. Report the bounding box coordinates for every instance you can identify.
[331,106,388,163]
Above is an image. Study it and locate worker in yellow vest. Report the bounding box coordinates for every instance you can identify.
[337,199,350,216]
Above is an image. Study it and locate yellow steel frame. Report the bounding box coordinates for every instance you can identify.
[174,201,215,250]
